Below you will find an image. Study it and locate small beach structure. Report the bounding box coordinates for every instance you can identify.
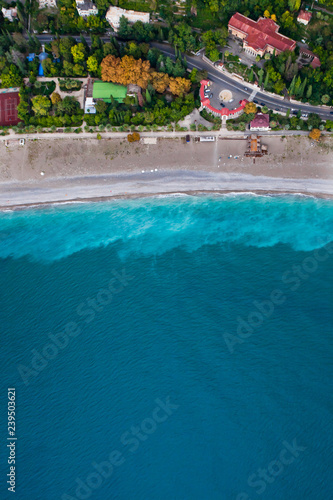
[93,81,127,103]
[245,134,268,157]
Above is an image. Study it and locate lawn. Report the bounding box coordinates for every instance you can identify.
[93,81,127,102]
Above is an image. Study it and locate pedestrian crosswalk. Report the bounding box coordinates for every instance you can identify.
[248,88,258,102]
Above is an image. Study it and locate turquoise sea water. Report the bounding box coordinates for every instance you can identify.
[0,195,332,500]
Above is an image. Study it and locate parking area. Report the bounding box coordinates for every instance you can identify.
[205,81,246,111]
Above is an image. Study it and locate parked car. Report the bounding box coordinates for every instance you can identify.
[229,98,234,103]
[210,93,213,98]
[275,108,280,111]
[330,111,333,115]
[292,110,298,115]
[253,99,258,104]
[302,113,308,118]
[260,102,265,106]
[244,87,248,91]
[220,103,225,108]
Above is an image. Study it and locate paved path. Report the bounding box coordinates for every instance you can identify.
[2,129,328,142]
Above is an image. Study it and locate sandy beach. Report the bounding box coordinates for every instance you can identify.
[0,134,332,208]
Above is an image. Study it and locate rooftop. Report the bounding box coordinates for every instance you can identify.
[250,113,270,129]
[297,10,312,22]
[300,48,321,69]
[229,13,296,53]
[106,6,150,24]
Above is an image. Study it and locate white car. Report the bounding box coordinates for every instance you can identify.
[229,98,234,103]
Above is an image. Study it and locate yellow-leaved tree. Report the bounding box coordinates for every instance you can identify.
[168,77,191,96]
[150,71,170,93]
[309,128,321,141]
[101,55,151,89]
[244,102,257,114]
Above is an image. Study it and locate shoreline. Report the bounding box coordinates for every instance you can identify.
[1,172,333,211]
[0,135,332,209]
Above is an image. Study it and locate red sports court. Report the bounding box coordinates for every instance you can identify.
[0,88,20,127]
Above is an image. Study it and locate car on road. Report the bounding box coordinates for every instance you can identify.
[260,102,265,106]
[330,111,333,115]
[244,87,248,91]
[229,98,234,103]
[220,103,225,108]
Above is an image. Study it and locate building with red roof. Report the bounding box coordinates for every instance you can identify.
[199,80,248,119]
[297,10,312,25]
[228,13,296,57]
[299,47,321,69]
[250,113,270,131]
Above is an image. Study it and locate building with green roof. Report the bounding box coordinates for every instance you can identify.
[92,81,127,103]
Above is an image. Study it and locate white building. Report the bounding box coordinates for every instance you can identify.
[84,97,96,114]
[38,0,57,8]
[106,6,150,32]
[297,10,312,25]
[1,7,17,21]
[75,0,98,17]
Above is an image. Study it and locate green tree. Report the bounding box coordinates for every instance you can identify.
[298,77,307,98]
[145,88,151,104]
[1,65,23,88]
[306,85,312,99]
[32,95,51,116]
[321,94,331,104]
[87,56,98,74]
[288,0,301,11]
[289,75,296,95]
[95,100,108,114]
[209,48,220,62]
[71,43,86,64]
[258,68,264,86]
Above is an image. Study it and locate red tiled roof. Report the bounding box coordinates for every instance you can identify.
[300,48,321,68]
[311,56,321,69]
[228,13,296,53]
[297,10,312,22]
[250,113,270,128]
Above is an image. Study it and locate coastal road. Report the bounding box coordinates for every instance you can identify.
[151,43,333,120]
[31,34,332,120]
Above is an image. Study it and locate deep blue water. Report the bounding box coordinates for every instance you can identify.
[0,195,332,500]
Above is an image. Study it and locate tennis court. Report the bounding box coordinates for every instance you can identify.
[0,90,20,127]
